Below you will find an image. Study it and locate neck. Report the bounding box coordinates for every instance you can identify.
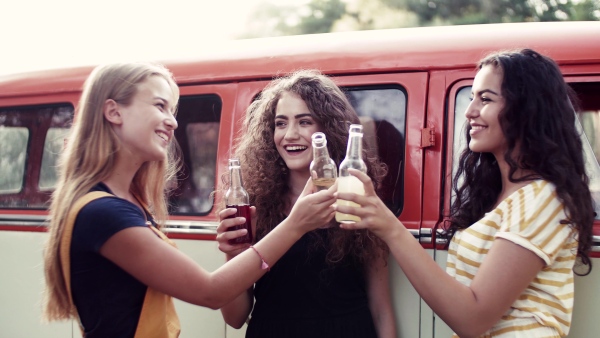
[494,154,536,206]
[103,151,143,201]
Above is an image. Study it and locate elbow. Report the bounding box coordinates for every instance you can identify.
[452,321,494,338]
[196,293,228,310]
[225,317,246,330]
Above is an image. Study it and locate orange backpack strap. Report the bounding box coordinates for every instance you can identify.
[59,191,113,323]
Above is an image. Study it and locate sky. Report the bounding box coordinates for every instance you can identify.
[0,0,307,76]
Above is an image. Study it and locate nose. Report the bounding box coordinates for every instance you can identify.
[284,123,299,140]
[464,99,478,120]
[165,113,178,130]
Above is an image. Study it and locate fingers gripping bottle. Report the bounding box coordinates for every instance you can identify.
[335,124,366,224]
[310,132,338,191]
[225,158,253,244]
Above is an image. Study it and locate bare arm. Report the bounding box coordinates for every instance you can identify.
[100,179,336,310]
[335,170,544,338]
[215,207,257,328]
[366,252,397,338]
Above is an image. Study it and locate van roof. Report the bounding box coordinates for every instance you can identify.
[1,21,599,98]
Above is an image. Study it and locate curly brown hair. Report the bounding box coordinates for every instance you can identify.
[227,69,388,266]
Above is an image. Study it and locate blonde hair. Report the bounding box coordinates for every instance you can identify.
[42,62,180,321]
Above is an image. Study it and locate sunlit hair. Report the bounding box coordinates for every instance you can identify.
[448,49,594,274]
[42,62,181,321]
[227,69,387,266]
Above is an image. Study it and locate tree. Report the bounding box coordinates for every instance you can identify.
[241,0,347,38]
[241,0,599,38]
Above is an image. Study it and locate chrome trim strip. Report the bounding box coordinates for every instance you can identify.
[163,220,218,235]
[0,215,48,227]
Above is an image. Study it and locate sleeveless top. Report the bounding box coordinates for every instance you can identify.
[246,228,377,338]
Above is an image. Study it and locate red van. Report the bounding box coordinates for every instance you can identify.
[1,21,599,337]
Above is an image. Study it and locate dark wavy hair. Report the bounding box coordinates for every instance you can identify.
[227,69,388,266]
[447,49,595,274]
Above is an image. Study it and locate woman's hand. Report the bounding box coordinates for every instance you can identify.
[286,178,336,233]
[334,169,405,241]
[216,206,256,260]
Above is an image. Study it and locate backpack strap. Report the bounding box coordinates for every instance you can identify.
[59,191,113,321]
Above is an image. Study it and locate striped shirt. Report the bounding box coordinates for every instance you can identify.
[446,180,577,337]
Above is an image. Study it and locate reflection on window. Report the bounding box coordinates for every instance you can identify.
[0,127,28,193]
[39,128,70,190]
[346,87,406,215]
[453,85,600,219]
[169,95,221,215]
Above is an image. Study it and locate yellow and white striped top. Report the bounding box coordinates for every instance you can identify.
[446,180,578,338]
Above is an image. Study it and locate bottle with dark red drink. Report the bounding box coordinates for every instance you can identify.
[225,158,252,244]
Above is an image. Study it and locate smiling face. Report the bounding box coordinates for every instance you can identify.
[465,64,507,159]
[273,91,321,175]
[114,75,178,164]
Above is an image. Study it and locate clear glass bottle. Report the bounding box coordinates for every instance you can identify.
[310,132,337,191]
[225,158,252,244]
[335,124,366,224]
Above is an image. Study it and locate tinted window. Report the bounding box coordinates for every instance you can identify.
[169,95,221,215]
[0,127,28,193]
[346,87,406,215]
[0,104,73,208]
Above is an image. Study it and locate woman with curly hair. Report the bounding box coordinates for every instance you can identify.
[216,70,397,338]
[336,49,595,337]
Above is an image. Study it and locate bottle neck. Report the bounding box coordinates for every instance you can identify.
[313,144,331,159]
[230,167,243,188]
[345,134,363,159]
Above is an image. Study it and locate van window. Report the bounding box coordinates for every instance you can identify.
[39,107,75,190]
[169,95,221,215]
[452,84,600,219]
[0,127,28,193]
[0,104,73,208]
[346,87,406,215]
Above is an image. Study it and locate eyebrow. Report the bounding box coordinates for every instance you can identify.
[473,89,500,97]
[275,113,313,119]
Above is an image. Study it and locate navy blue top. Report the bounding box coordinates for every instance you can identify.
[246,228,377,338]
[70,183,151,338]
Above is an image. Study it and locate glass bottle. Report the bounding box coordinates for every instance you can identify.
[310,132,337,191]
[225,158,252,244]
[335,124,367,224]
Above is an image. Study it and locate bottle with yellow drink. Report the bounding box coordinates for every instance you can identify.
[335,124,366,224]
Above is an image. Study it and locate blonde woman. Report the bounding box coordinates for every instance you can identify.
[42,62,336,338]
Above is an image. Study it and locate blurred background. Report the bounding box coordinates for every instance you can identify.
[1,0,599,76]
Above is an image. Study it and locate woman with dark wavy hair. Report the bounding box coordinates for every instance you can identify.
[336,49,595,337]
[216,70,396,338]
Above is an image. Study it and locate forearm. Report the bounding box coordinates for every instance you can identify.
[383,225,486,336]
[367,254,397,338]
[207,219,303,308]
[220,287,254,329]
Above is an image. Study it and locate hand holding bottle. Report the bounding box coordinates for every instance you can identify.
[335,169,405,241]
[285,178,337,233]
[216,206,256,259]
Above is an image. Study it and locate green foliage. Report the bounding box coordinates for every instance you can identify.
[243,0,599,38]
